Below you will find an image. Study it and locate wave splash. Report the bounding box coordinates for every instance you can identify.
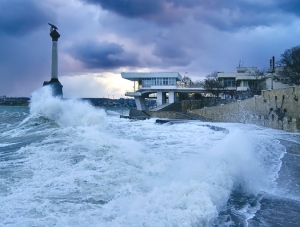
[0,88,287,226]
[28,86,106,128]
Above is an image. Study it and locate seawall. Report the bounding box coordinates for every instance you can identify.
[188,86,300,132]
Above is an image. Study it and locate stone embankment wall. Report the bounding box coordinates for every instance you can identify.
[181,98,236,113]
[145,111,195,120]
[188,86,300,132]
[182,100,204,113]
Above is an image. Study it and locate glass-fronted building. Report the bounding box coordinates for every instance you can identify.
[121,72,182,91]
[121,72,183,110]
[141,77,177,87]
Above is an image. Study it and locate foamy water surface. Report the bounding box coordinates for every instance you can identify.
[0,87,298,226]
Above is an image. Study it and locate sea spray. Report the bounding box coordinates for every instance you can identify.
[207,129,269,193]
[0,94,289,226]
[29,86,106,128]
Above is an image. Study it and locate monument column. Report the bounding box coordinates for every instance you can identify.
[43,23,63,97]
[51,28,59,79]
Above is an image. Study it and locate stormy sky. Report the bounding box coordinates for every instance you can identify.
[1,0,300,98]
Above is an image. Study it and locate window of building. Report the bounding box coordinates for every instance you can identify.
[157,78,162,85]
[142,77,177,87]
[152,78,156,85]
[142,78,151,87]
[169,78,176,85]
[223,78,235,87]
[163,78,168,85]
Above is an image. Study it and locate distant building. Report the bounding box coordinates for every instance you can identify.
[218,67,262,91]
[265,66,293,90]
[218,66,291,92]
[121,72,183,110]
[121,67,294,110]
[264,56,292,89]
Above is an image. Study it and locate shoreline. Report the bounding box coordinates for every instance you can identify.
[248,136,300,226]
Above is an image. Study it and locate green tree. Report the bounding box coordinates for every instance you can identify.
[247,70,266,96]
[279,45,300,85]
[201,72,225,105]
[181,76,193,87]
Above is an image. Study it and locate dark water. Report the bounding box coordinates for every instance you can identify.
[248,138,300,227]
[221,136,300,227]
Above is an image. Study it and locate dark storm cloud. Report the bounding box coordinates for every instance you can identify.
[2,0,300,97]
[80,0,181,24]
[0,34,52,96]
[152,43,191,66]
[81,0,300,30]
[276,0,300,15]
[153,44,185,59]
[81,0,164,18]
[169,0,300,16]
[171,0,282,31]
[69,40,140,69]
[0,0,53,37]
[190,0,294,31]
[0,0,56,96]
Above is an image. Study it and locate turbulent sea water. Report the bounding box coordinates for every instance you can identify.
[1,87,300,227]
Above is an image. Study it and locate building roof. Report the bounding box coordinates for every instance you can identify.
[218,73,240,78]
[236,67,257,73]
[121,72,182,81]
[236,75,262,80]
[218,72,263,80]
[218,67,259,79]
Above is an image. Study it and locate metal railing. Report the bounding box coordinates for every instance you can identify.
[176,83,204,88]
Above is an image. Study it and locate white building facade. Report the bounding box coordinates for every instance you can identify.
[121,72,183,110]
[265,67,293,90]
[218,66,291,92]
[218,67,261,91]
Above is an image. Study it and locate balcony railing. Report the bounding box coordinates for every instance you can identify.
[177,83,204,88]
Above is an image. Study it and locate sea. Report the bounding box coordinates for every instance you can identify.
[0,87,300,227]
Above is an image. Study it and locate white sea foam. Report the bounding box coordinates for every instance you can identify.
[0,142,18,147]
[29,86,107,128]
[0,89,287,226]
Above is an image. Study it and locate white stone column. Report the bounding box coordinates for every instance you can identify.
[168,91,175,103]
[51,41,58,79]
[134,97,147,110]
[157,91,163,106]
